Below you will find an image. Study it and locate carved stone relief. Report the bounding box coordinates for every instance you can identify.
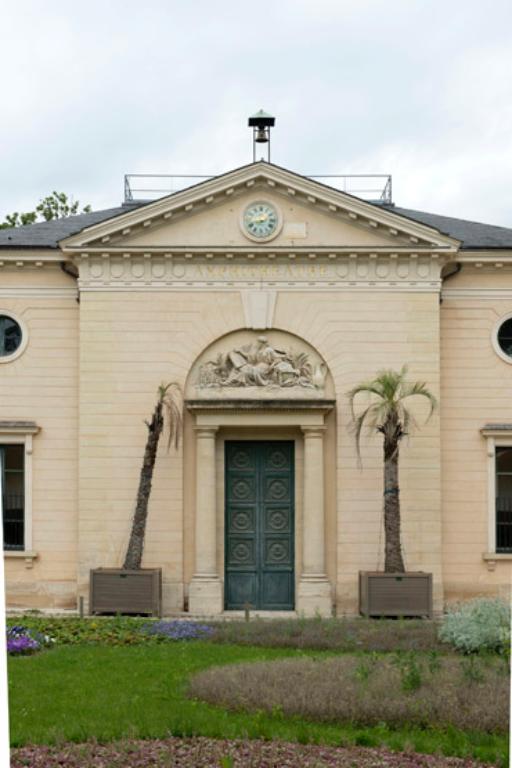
[188,331,332,400]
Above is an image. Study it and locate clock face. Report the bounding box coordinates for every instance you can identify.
[242,202,280,240]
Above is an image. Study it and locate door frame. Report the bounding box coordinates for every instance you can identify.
[223,439,296,610]
[186,405,333,616]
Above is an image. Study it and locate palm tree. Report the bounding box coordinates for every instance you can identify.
[347,366,436,573]
[123,383,182,570]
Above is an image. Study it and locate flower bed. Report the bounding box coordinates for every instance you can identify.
[7,625,54,656]
[7,615,446,651]
[189,653,510,734]
[141,620,214,640]
[9,737,494,768]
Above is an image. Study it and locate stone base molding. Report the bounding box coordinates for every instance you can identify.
[188,575,223,616]
[297,575,332,617]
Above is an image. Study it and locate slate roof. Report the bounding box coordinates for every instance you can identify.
[0,206,132,249]
[382,205,512,249]
[1,195,512,250]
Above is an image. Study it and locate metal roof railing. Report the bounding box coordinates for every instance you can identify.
[124,173,392,205]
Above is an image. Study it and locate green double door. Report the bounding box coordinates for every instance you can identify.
[225,441,295,611]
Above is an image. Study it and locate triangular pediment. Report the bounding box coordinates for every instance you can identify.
[60,162,459,253]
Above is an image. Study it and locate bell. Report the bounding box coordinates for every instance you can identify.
[248,110,276,161]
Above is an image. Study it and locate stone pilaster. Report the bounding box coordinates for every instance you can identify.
[188,426,223,615]
[297,426,332,616]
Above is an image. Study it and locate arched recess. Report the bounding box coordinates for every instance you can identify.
[182,328,337,618]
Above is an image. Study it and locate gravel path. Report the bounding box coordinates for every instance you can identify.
[10,737,497,767]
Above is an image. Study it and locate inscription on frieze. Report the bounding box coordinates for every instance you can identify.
[78,254,443,289]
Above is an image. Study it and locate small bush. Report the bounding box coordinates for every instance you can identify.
[391,651,423,692]
[438,598,511,653]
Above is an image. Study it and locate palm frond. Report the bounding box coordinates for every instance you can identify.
[352,403,376,465]
[159,382,183,450]
[347,382,385,422]
[401,380,437,420]
[347,365,436,454]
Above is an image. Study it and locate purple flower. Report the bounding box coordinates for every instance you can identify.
[142,620,214,641]
[6,624,55,655]
[7,634,40,655]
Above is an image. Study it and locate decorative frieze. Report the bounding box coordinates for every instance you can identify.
[74,252,448,292]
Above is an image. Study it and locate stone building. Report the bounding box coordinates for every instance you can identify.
[1,158,512,615]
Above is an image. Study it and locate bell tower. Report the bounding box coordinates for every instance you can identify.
[248,109,275,162]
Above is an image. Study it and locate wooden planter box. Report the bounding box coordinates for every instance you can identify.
[89,568,162,617]
[359,571,433,618]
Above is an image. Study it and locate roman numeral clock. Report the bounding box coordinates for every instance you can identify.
[241,201,282,242]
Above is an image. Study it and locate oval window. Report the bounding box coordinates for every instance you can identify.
[497,317,512,361]
[0,314,23,358]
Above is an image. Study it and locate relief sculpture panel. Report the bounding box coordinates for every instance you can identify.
[188,330,333,401]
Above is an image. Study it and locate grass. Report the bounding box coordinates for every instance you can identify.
[8,642,509,766]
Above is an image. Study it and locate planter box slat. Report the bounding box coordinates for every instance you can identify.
[359,571,433,618]
[90,568,162,616]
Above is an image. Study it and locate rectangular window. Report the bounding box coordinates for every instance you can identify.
[496,446,512,552]
[1,444,25,550]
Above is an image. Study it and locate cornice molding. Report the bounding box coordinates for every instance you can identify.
[458,250,512,262]
[442,288,512,300]
[0,288,77,298]
[0,249,60,260]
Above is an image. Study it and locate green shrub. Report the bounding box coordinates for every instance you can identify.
[438,597,511,653]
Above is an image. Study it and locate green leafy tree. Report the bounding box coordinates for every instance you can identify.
[123,383,182,570]
[347,366,437,573]
[0,191,91,229]
[1,211,37,228]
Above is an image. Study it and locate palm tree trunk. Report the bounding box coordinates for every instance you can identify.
[383,433,405,573]
[122,398,164,570]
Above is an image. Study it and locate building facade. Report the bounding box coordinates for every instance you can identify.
[1,161,512,615]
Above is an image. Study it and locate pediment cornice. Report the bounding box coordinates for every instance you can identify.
[60,162,460,251]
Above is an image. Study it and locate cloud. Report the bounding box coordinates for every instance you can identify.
[1,0,512,226]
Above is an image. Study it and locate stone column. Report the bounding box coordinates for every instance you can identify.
[188,426,223,615]
[297,426,332,616]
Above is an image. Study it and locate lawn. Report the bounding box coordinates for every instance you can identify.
[7,621,509,766]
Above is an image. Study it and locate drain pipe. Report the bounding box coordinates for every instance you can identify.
[60,261,80,303]
[440,262,461,304]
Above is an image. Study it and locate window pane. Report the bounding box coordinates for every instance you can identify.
[1,444,25,550]
[497,318,512,359]
[4,444,23,471]
[0,315,22,357]
[496,447,512,473]
[497,496,512,551]
[498,474,512,497]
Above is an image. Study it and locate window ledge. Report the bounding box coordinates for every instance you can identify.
[3,550,38,569]
[482,552,512,571]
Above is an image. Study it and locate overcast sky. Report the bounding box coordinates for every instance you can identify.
[2,0,512,226]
